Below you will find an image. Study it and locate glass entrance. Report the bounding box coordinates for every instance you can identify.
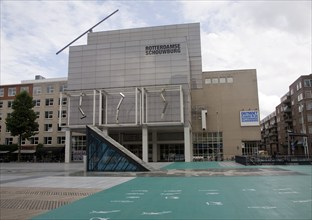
[159,144,184,161]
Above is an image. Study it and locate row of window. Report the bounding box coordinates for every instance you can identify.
[4,136,66,145]
[204,77,233,85]
[33,84,67,95]
[290,79,312,95]
[2,121,66,133]
[0,84,67,97]
[0,87,29,97]
[0,98,67,109]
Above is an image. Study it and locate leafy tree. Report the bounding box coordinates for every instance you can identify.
[5,91,39,162]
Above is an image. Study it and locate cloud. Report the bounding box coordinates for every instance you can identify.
[0,1,147,84]
[1,1,311,119]
[180,1,312,117]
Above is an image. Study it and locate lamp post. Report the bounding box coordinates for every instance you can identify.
[216,111,220,161]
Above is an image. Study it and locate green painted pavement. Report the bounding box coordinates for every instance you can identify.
[163,161,224,169]
[33,165,312,220]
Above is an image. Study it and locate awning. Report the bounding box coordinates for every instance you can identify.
[12,150,36,154]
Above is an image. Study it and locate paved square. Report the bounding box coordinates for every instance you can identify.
[31,164,311,220]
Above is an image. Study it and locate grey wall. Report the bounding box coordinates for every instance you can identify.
[67,23,202,126]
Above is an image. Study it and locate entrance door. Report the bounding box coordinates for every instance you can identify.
[159,144,184,161]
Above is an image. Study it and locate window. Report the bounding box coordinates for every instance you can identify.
[46,85,54,93]
[33,99,41,107]
[297,82,302,91]
[205,79,211,84]
[227,77,233,83]
[35,112,40,119]
[8,87,16,96]
[305,91,312,99]
[309,126,312,134]
[0,101,3,108]
[308,114,312,122]
[219,78,226,83]
[20,86,29,93]
[60,84,67,92]
[290,88,294,95]
[58,110,67,118]
[44,137,52,145]
[45,111,53,119]
[298,93,303,102]
[30,137,39,145]
[212,78,219,84]
[33,86,41,95]
[44,124,53,132]
[5,138,13,145]
[57,136,66,144]
[45,98,54,106]
[59,97,67,105]
[306,101,312,110]
[0,112,2,121]
[0,88,4,97]
[304,79,312,87]
[291,100,294,106]
[21,138,26,145]
[8,100,13,108]
[58,123,66,131]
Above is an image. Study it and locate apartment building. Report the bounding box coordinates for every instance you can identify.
[261,74,312,156]
[0,76,73,161]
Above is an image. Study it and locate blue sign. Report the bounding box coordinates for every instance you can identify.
[240,111,259,126]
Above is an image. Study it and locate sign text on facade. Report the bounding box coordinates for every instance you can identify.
[145,44,181,55]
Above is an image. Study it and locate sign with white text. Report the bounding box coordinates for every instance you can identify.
[240,111,259,126]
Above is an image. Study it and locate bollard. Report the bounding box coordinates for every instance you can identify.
[83,155,87,172]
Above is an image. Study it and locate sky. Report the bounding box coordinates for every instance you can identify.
[1,0,311,119]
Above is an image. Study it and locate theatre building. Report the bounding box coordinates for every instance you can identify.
[61,22,261,163]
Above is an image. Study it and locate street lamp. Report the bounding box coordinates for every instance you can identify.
[216,111,220,161]
[287,130,292,155]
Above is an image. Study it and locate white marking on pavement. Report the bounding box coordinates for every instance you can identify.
[278,191,298,194]
[293,199,312,203]
[206,201,223,206]
[126,196,140,199]
[110,200,133,203]
[90,218,110,220]
[248,206,276,209]
[165,196,179,200]
[199,189,219,192]
[90,210,120,214]
[126,192,144,195]
[142,211,172,215]
[242,189,256,191]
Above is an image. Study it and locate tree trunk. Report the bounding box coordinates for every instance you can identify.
[18,134,21,162]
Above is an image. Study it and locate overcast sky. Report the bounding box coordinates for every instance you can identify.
[1,0,311,119]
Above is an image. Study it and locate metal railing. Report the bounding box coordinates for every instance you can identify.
[235,155,312,166]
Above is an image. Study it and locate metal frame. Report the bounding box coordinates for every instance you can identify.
[59,85,185,129]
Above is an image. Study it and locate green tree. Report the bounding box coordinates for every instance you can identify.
[5,91,39,162]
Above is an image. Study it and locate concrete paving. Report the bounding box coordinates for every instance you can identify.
[0,162,137,220]
[1,162,311,220]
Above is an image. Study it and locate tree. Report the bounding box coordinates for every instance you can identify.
[5,91,39,162]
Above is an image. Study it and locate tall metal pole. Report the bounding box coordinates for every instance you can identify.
[56,9,119,55]
[216,111,220,161]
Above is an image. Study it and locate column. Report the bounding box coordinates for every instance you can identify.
[142,126,148,162]
[152,131,157,162]
[102,127,108,136]
[184,126,192,162]
[65,129,72,163]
